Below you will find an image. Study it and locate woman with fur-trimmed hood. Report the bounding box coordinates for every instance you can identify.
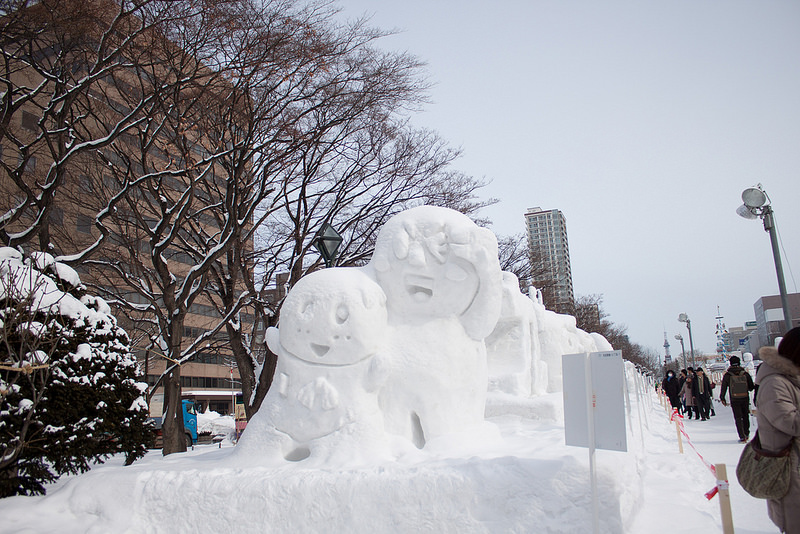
[754,327,800,533]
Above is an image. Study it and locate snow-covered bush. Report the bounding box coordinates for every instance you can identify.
[0,248,150,497]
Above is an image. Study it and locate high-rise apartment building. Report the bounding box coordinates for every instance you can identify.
[524,207,575,314]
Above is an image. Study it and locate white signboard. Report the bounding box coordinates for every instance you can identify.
[562,351,627,452]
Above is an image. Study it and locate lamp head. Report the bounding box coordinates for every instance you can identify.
[678,313,688,323]
[312,223,343,267]
[674,334,682,340]
[741,186,767,208]
[736,204,758,220]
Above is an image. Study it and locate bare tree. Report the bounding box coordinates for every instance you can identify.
[496,233,532,291]
[3,0,500,449]
[201,19,495,417]
[0,0,185,251]
[573,293,660,374]
[528,244,559,308]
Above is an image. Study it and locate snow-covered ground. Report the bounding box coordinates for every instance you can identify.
[0,385,777,533]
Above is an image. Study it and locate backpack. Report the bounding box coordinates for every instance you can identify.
[730,372,750,399]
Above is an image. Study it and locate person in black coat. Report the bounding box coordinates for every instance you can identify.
[692,368,713,420]
[661,370,681,412]
[719,355,755,442]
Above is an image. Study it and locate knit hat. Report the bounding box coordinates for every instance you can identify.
[778,327,800,366]
[729,355,740,365]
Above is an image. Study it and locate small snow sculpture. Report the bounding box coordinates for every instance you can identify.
[237,268,389,463]
[486,272,541,396]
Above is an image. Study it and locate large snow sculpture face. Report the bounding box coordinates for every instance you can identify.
[370,206,502,338]
[278,268,387,365]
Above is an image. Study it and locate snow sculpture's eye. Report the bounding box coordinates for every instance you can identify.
[335,303,349,324]
[393,231,410,260]
[425,232,448,263]
[448,226,470,245]
[445,263,468,282]
[301,300,314,317]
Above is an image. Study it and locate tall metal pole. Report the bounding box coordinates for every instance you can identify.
[678,337,686,370]
[763,207,793,333]
[686,320,696,369]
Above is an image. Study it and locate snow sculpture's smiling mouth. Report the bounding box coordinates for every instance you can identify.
[310,343,330,358]
[405,275,434,302]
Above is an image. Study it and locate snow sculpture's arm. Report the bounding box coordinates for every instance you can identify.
[266,327,281,355]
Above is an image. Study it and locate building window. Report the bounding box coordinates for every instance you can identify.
[80,175,95,193]
[77,214,93,234]
[18,155,36,173]
[21,110,38,131]
[49,206,63,225]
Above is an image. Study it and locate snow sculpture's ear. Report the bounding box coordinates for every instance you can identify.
[266,326,281,355]
[457,226,503,340]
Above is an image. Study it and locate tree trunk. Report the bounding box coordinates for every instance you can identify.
[161,367,186,455]
[227,321,278,419]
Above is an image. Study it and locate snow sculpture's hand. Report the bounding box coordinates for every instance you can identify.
[297,377,339,411]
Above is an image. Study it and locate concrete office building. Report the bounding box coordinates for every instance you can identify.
[524,207,575,314]
[0,1,252,416]
[753,293,800,350]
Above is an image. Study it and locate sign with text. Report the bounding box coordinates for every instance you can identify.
[562,351,627,452]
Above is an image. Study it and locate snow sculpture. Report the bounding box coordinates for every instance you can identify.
[742,351,756,375]
[236,268,390,463]
[535,307,613,392]
[485,272,540,396]
[369,206,503,446]
[238,205,614,462]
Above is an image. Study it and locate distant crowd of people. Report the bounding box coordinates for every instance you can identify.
[658,327,800,534]
[661,356,757,441]
[660,366,717,422]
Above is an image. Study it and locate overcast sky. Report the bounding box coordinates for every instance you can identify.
[335,1,800,357]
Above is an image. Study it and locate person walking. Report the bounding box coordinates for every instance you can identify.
[679,369,688,414]
[661,370,681,413]
[680,374,697,420]
[754,327,800,534]
[693,368,713,420]
[719,355,755,442]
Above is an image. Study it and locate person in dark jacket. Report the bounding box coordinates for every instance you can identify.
[719,355,755,442]
[754,328,800,533]
[692,368,713,420]
[661,370,681,412]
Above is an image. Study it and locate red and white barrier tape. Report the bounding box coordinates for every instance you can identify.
[669,408,723,500]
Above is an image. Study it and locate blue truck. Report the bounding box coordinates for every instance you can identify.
[149,399,198,448]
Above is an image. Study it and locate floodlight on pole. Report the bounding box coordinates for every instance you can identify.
[678,313,696,369]
[674,333,686,370]
[736,184,793,333]
[312,223,343,268]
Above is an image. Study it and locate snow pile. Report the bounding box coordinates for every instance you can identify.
[0,248,107,325]
[0,379,777,533]
[197,410,234,439]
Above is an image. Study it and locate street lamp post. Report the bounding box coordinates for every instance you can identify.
[312,223,343,268]
[678,313,696,369]
[674,334,686,370]
[737,184,793,333]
